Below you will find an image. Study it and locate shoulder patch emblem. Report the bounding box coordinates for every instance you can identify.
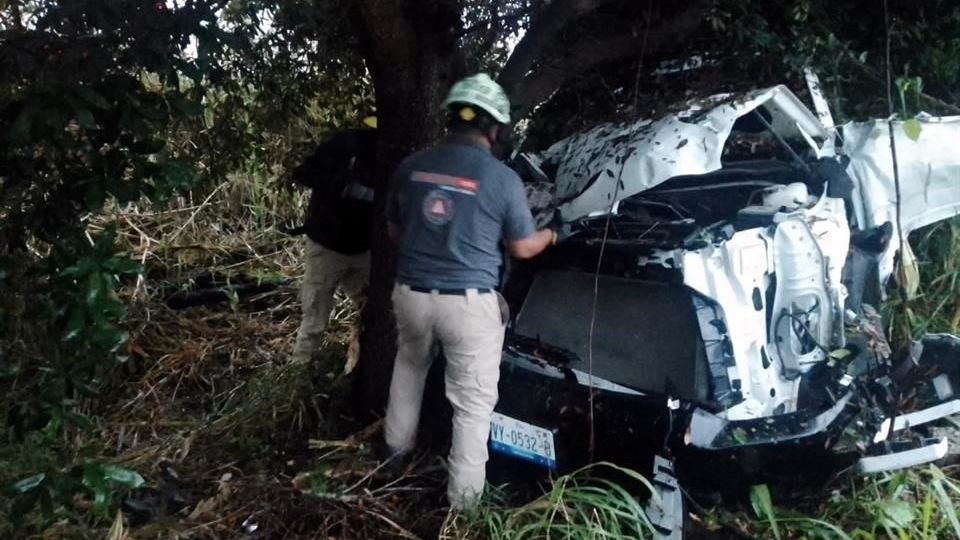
[423,189,454,225]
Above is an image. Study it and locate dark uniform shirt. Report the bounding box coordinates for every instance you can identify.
[387,135,536,290]
[291,129,376,255]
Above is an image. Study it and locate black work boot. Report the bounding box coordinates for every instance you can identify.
[374,440,408,476]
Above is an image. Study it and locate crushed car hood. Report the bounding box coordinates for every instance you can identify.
[540,85,830,221]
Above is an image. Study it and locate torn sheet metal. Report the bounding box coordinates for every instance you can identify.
[644,456,683,540]
[688,393,854,449]
[803,68,836,131]
[843,115,960,282]
[856,437,949,474]
[540,86,829,221]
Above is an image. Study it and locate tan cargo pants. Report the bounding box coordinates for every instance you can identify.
[291,238,369,364]
[384,284,506,509]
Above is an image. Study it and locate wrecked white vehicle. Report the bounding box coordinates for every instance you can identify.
[487,84,960,536]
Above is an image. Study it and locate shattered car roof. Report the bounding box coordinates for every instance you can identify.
[540,85,830,221]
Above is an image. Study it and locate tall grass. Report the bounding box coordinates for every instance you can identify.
[727,466,960,539]
[441,462,658,540]
[885,217,960,342]
[439,464,960,539]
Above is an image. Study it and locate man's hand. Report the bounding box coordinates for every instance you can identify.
[550,210,578,244]
[506,227,556,259]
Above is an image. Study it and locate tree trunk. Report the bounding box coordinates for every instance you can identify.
[352,0,458,415]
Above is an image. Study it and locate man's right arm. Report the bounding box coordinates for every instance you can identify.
[506,228,555,259]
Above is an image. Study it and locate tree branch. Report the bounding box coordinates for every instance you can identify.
[508,0,710,118]
[498,0,621,90]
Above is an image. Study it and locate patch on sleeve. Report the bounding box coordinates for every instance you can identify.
[423,189,454,225]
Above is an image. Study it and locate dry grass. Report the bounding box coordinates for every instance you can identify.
[36,175,453,539]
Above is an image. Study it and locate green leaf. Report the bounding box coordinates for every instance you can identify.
[64,308,86,341]
[102,465,145,489]
[172,96,205,117]
[930,467,960,538]
[158,161,195,193]
[82,461,107,488]
[104,256,142,275]
[86,271,104,306]
[11,107,32,141]
[64,411,95,431]
[76,107,97,130]
[129,138,167,155]
[878,499,915,529]
[83,181,107,212]
[71,377,100,398]
[94,229,117,257]
[59,264,84,279]
[109,331,129,354]
[829,348,852,361]
[902,118,922,141]
[93,488,109,513]
[77,87,112,110]
[79,461,145,517]
[14,473,47,493]
[750,484,781,540]
[731,427,748,444]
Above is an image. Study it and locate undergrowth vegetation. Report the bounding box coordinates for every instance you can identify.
[887,219,960,342]
[713,465,960,539]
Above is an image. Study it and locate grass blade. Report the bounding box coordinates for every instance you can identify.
[751,484,781,540]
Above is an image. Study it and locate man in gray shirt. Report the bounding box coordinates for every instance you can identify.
[384,74,558,509]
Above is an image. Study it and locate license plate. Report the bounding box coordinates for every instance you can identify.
[489,412,557,469]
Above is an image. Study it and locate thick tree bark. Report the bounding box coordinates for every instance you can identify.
[497,0,622,91]
[501,0,711,118]
[351,0,459,415]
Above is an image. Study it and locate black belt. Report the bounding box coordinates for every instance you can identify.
[407,285,493,295]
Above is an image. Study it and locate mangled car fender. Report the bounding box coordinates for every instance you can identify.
[844,115,960,285]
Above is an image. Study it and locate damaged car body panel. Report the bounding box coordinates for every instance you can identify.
[489,86,960,500]
[540,85,830,222]
[844,115,960,285]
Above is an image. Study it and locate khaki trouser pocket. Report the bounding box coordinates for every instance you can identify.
[495,291,509,327]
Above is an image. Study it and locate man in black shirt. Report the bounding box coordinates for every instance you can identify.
[289,121,377,364]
